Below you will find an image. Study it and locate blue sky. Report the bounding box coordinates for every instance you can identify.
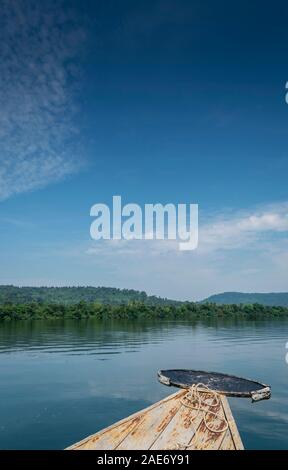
[0,0,288,300]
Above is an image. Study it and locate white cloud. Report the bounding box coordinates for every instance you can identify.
[86,201,288,257]
[80,202,288,299]
[0,0,86,200]
[199,202,288,253]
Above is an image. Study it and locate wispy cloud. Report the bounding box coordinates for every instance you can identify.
[0,0,86,200]
[199,201,288,253]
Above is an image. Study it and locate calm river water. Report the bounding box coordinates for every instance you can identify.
[0,318,287,449]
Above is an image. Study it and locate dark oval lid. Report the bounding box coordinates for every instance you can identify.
[158,369,271,401]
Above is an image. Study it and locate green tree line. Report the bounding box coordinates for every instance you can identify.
[1,301,288,321]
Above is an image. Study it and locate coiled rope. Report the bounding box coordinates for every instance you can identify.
[175,383,228,450]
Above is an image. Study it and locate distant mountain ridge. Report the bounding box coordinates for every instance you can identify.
[1,286,288,307]
[202,292,288,307]
[0,285,180,306]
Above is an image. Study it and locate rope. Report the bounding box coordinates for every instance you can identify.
[175,383,228,450]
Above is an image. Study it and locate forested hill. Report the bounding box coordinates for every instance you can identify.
[0,285,180,306]
[202,292,288,307]
[2,286,288,308]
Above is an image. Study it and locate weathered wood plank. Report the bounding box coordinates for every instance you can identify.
[116,396,181,450]
[67,389,243,451]
[219,429,236,450]
[220,396,244,450]
[150,404,203,450]
[73,416,142,450]
[188,395,227,450]
[66,389,186,450]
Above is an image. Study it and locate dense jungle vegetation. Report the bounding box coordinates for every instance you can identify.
[0,301,288,321]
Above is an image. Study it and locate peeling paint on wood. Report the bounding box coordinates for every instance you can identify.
[67,389,244,451]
